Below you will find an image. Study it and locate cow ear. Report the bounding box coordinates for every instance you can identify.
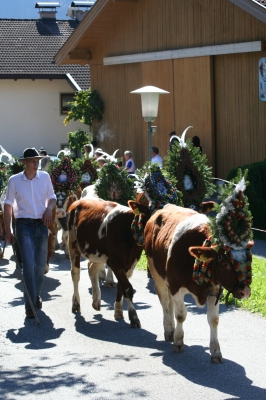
[128,200,140,215]
[128,200,149,215]
[200,201,216,214]
[189,246,217,262]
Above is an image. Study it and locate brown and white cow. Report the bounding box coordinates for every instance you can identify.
[144,205,253,363]
[81,183,115,287]
[55,191,81,257]
[67,198,151,328]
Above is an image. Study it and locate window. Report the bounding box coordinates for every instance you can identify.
[60,93,74,114]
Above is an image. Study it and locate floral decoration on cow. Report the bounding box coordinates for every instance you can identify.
[0,163,8,195]
[73,158,98,190]
[192,170,253,297]
[134,163,181,209]
[95,162,135,206]
[210,169,253,250]
[49,157,79,193]
[164,126,215,210]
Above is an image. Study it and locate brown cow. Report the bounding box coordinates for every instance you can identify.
[144,205,253,363]
[67,198,151,328]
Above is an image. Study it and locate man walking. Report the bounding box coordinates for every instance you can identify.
[4,148,56,318]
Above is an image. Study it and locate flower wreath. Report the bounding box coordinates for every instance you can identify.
[164,127,215,210]
[134,164,180,209]
[49,157,79,193]
[216,188,252,250]
[192,237,214,285]
[79,159,98,190]
[193,172,253,292]
[95,162,135,206]
[0,166,7,195]
[225,244,252,287]
[131,213,145,246]
[192,237,252,287]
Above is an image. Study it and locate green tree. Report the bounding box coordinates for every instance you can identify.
[67,129,91,152]
[64,89,104,129]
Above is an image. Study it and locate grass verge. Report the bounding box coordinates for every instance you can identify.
[222,256,266,317]
[136,253,266,317]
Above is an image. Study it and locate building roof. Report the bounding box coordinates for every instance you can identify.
[0,18,90,90]
[252,1,266,8]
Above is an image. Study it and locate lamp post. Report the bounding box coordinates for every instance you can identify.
[130,85,169,162]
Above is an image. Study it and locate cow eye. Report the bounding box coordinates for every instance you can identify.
[223,262,230,269]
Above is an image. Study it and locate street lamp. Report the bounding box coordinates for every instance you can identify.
[130,85,169,162]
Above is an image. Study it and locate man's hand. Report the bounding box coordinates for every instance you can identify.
[5,231,15,244]
[43,207,53,227]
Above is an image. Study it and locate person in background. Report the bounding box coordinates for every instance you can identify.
[39,147,47,157]
[151,146,163,167]
[91,140,98,155]
[124,150,135,173]
[192,135,202,154]
[3,147,56,319]
[169,131,179,150]
[83,144,91,159]
[94,148,104,159]
[97,156,107,171]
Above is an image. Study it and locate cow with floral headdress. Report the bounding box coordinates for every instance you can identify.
[143,170,253,363]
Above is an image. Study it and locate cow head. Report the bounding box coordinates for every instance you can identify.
[128,200,153,246]
[189,242,253,301]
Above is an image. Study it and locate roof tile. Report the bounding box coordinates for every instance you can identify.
[0,19,90,90]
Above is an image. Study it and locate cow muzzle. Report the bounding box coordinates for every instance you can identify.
[231,282,251,300]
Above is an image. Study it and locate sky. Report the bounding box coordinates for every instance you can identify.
[0,0,75,20]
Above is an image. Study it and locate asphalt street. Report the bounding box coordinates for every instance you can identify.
[0,239,266,400]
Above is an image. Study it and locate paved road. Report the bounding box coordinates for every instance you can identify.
[0,240,266,400]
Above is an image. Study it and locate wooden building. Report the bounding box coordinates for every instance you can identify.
[55,0,266,178]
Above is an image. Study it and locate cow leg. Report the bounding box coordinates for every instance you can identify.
[172,288,187,352]
[62,230,69,258]
[69,232,81,313]
[207,296,223,363]
[111,262,140,328]
[88,262,102,311]
[105,266,116,287]
[98,263,106,281]
[114,283,124,320]
[53,221,60,251]
[148,257,174,341]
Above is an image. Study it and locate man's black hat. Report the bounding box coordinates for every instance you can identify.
[18,148,43,161]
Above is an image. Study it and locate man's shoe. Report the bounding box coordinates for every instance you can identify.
[25,309,35,319]
[36,295,42,309]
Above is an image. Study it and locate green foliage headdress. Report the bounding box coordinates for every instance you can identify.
[95,162,135,206]
[164,126,215,210]
[209,169,253,250]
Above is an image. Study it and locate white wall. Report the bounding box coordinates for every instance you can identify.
[0,79,89,157]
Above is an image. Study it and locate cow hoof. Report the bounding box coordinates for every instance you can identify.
[114,312,124,320]
[105,281,117,288]
[165,332,174,342]
[72,302,81,313]
[211,352,223,364]
[173,344,184,353]
[130,319,141,328]
[92,302,101,311]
